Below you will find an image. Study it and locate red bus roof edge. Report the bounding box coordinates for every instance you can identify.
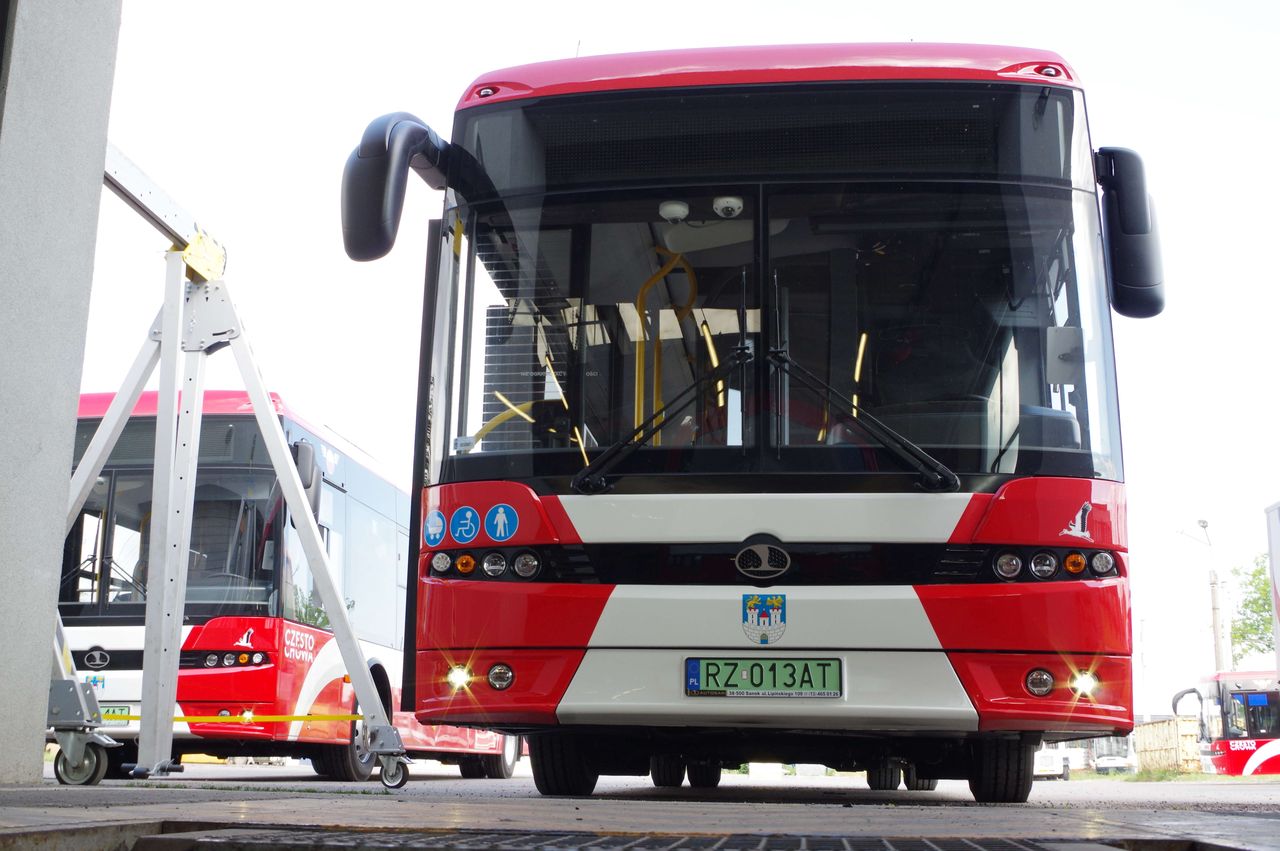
[77,390,288,419]
[458,43,1078,109]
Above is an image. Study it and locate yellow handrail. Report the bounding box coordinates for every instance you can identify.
[633,247,698,442]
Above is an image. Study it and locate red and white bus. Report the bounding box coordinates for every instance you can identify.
[1176,672,1280,775]
[341,44,1163,802]
[56,390,519,783]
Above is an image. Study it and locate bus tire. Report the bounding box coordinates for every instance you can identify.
[687,761,722,789]
[530,733,598,796]
[458,758,487,779]
[650,754,685,788]
[482,734,520,779]
[326,706,375,782]
[866,761,902,791]
[54,743,109,786]
[904,765,938,791]
[967,739,1034,803]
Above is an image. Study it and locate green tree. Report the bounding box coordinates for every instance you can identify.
[1231,554,1275,666]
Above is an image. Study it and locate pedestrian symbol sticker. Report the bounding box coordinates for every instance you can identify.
[424,510,446,547]
[485,504,518,542]
[449,506,479,544]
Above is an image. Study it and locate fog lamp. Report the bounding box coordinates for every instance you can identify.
[446,665,472,690]
[994,552,1023,580]
[430,552,452,573]
[217,709,231,717]
[1070,670,1100,697]
[1025,668,1055,696]
[488,663,515,690]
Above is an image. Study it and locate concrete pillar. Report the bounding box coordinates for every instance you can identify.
[0,0,121,783]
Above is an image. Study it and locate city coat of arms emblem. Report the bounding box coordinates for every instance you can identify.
[742,594,786,645]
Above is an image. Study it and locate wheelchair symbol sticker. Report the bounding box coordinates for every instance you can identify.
[449,506,480,544]
[424,510,446,547]
[485,504,518,542]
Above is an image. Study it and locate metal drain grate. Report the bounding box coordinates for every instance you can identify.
[146,829,1113,851]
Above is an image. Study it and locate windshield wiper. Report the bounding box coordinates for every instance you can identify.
[767,349,961,493]
[571,345,754,495]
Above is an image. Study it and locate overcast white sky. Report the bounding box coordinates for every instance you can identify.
[85,0,1280,716]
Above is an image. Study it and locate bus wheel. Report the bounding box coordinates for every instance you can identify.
[904,764,939,791]
[650,754,685,788]
[54,743,109,786]
[967,739,1033,803]
[866,760,902,791]
[530,733,598,796]
[482,734,521,779]
[687,760,722,789]
[326,710,375,782]
[458,758,486,779]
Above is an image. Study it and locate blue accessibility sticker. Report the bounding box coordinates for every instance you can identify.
[484,504,518,542]
[424,510,446,547]
[449,506,480,544]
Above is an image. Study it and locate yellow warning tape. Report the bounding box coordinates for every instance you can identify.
[101,713,363,724]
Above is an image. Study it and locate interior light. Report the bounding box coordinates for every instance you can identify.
[446,665,472,690]
[1070,671,1100,697]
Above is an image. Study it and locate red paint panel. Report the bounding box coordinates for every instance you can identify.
[916,579,1131,655]
[415,648,585,726]
[459,44,1077,108]
[422,482,573,550]
[78,390,285,419]
[420,578,613,650]
[948,652,1132,733]
[966,478,1126,550]
[1204,739,1280,775]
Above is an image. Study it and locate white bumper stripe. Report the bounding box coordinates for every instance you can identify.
[557,492,972,544]
[557,649,978,730]
[589,585,942,649]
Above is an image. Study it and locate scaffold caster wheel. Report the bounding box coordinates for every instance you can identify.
[54,743,109,786]
[379,757,409,789]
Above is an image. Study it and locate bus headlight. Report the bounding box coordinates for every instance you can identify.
[446,665,472,690]
[994,552,1023,580]
[204,653,220,668]
[482,552,508,577]
[222,653,237,667]
[1070,670,1100,697]
[1029,552,1058,579]
[512,552,540,578]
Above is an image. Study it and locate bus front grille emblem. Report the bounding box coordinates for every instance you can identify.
[735,542,791,581]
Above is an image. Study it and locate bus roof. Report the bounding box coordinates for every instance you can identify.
[77,390,286,419]
[458,43,1077,109]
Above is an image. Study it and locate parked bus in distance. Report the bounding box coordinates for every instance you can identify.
[1086,734,1136,774]
[1175,672,1280,775]
[342,44,1164,803]
[56,391,519,783]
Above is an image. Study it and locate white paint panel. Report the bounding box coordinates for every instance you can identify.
[558,492,972,544]
[588,585,941,650]
[557,649,978,731]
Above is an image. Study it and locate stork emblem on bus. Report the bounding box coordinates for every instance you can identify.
[1060,502,1093,541]
[742,594,786,645]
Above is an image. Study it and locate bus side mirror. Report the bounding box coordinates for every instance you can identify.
[1097,147,1164,318]
[342,112,448,262]
[1172,687,1207,741]
[289,441,323,521]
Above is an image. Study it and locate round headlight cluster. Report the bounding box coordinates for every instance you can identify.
[426,550,542,580]
[1029,552,1058,579]
[994,552,1023,580]
[202,650,269,668]
[990,549,1119,582]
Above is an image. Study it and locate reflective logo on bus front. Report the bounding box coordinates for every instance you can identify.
[742,594,786,645]
[1060,501,1093,541]
[233,628,255,649]
[84,647,110,669]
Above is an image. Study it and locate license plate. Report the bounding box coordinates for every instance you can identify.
[685,658,842,697]
[101,706,130,727]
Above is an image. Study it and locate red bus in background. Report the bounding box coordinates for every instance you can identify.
[342,44,1163,802]
[56,391,519,783]
[1177,672,1280,776]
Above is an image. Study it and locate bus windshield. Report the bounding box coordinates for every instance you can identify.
[60,417,280,618]
[436,83,1121,488]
